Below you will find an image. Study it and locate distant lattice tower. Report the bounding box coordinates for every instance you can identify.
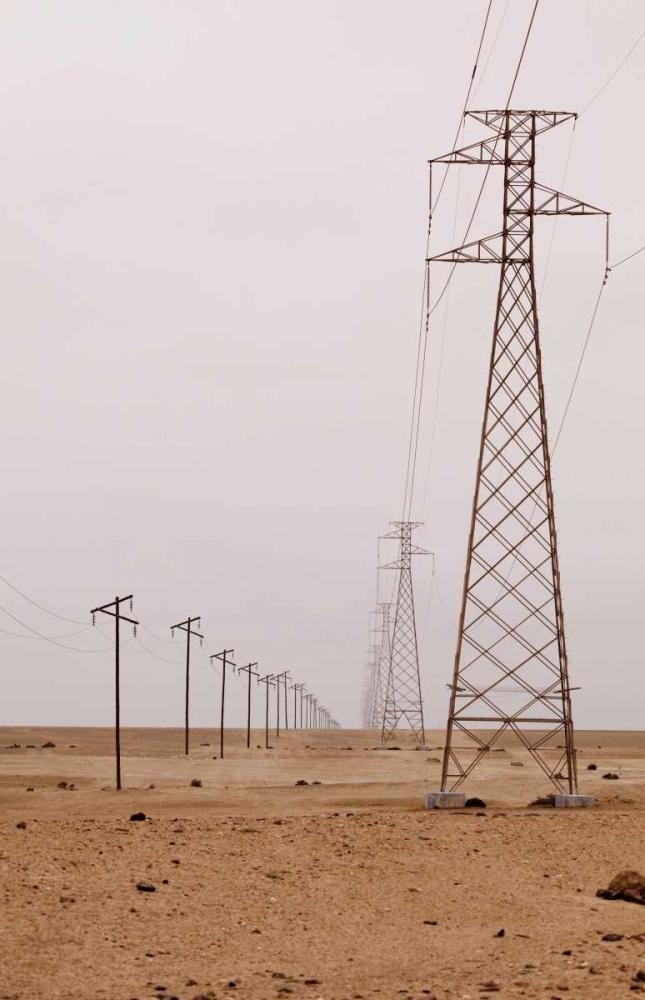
[427,110,608,793]
[366,602,393,730]
[381,522,430,744]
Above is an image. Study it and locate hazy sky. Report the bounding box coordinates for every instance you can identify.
[0,0,643,731]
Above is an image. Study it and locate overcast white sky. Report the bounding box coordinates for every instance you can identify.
[0,0,643,731]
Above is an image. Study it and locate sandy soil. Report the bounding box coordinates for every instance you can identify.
[1,726,645,1000]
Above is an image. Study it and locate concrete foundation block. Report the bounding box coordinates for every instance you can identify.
[554,794,595,809]
[425,791,466,809]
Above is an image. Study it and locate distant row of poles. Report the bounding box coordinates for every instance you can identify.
[91,594,338,790]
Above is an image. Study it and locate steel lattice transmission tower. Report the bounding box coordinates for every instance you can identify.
[381,522,430,744]
[428,110,608,793]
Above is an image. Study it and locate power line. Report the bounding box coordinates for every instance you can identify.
[0,602,113,651]
[0,572,88,625]
[505,0,540,108]
[552,271,609,454]
[611,244,645,270]
[432,0,495,215]
[470,0,512,104]
[581,25,645,115]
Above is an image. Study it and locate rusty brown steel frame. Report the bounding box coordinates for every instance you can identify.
[429,110,608,794]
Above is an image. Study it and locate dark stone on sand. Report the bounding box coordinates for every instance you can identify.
[465,797,486,808]
[190,778,202,787]
[57,781,68,789]
[494,928,505,938]
[16,820,27,829]
[587,763,598,770]
[602,772,619,780]
[41,741,56,748]
[136,881,156,892]
[130,812,146,821]
[596,870,645,905]
[602,933,623,941]
[295,780,309,786]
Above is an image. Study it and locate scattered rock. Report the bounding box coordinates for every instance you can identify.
[494,928,505,938]
[130,812,146,822]
[596,870,645,905]
[26,744,35,748]
[41,741,56,748]
[386,746,401,751]
[185,980,198,988]
[295,780,309,786]
[148,784,156,789]
[602,772,619,780]
[190,778,203,788]
[602,933,624,941]
[304,980,321,986]
[423,919,438,925]
[59,895,75,903]
[510,761,524,767]
[68,745,77,748]
[465,797,486,808]
[587,763,598,770]
[136,881,156,892]
[56,781,68,789]
[8,743,20,749]
[16,821,27,830]
[200,743,210,746]
[312,780,322,785]
[530,794,556,807]
[635,971,645,982]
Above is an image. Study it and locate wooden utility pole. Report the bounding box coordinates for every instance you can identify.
[171,616,203,755]
[90,595,138,790]
[211,649,235,758]
[259,674,275,749]
[238,662,259,748]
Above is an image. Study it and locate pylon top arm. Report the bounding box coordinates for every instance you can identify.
[465,110,577,134]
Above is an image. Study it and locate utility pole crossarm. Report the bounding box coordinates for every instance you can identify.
[171,617,204,639]
[91,594,138,791]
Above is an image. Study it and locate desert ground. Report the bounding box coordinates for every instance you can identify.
[1,726,645,1000]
